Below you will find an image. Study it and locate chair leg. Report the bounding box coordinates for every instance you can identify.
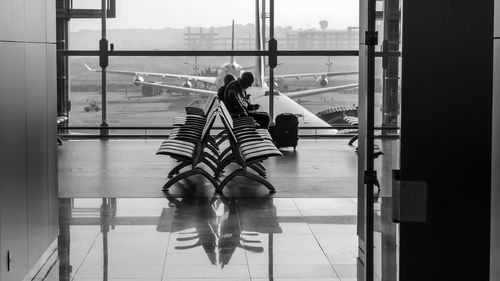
[163,169,199,190]
[241,170,276,193]
[203,152,219,166]
[248,163,267,177]
[206,143,219,157]
[195,167,220,191]
[202,158,218,174]
[207,137,219,150]
[216,135,228,146]
[218,147,232,161]
[168,162,190,178]
[218,169,243,191]
[254,162,266,172]
[163,168,219,191]
[214,156,234,178]
[219,168,276,193]
[214,130,226,140]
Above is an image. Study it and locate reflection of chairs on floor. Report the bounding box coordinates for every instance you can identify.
[159,194,266,267]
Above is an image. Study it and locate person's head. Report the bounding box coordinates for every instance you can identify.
[223,74,236,85]
[239,72,254,89]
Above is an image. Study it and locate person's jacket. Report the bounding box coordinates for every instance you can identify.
[217,85,227,102]
[223,80,249,117]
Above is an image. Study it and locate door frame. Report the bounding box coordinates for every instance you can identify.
[357,0,378,280]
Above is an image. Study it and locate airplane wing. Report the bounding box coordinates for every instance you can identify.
[135,81,217,96]
[284,84,358,99]
[271,71,358,80]
[83,64,217,85]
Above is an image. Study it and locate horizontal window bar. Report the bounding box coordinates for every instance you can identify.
[58,49,399,57]
[58,50,265,56]
[278,50,359,56]
[58,50,363,57]
[59,126,400,130]
[58,134,400,140]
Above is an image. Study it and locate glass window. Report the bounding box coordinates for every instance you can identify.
[275,0,359,50]
[62,0,362,135]
[274,56,358,125]
[71,0,102,9]
[68,56,101,127]
[69,19,101,50]
[69,0,264,51]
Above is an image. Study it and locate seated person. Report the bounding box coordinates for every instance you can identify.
[217,74,236,102]
[223,72,270,129]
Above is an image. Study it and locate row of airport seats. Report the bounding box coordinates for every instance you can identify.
[157,95,282,193]
[57,115,68,145]
[340,115,361,146]
[338,115,383,158]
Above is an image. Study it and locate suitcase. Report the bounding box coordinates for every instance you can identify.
[274,113,299,150]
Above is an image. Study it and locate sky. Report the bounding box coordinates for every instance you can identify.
[70,0,359,31]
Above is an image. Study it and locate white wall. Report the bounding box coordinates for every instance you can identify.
[492,1,500,280]
[0,0,58,280]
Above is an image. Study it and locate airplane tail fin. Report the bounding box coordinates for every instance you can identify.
[83,63,93,71]
[254,0,266,87]
[230,20,235,64]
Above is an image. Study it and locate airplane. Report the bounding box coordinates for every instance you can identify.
[84,4,358,130]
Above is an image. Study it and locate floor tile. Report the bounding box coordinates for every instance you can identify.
[62,226,101,272]
[163,264,250,279]
[165,251,247,265]
[333,264,358,278]
[253,279,340,281]
[274,222,312,234]
[73,279,160,281]
[309,224,357,235]
[249,264,338,278]
[164,279,250,281]
[79,229,169,267]
[245,233,324,253]
[246,251,330,265]
[326,253,358,265]
[73,264,164,279]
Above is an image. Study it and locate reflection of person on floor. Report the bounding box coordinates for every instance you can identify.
[224,71,271,129]
[162,195,263,267]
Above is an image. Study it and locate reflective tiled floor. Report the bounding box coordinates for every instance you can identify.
[57,140,399,198]
[41,197,358,281]
[50,139,400,280]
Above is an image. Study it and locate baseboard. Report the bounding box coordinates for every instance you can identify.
[22,239,58,281]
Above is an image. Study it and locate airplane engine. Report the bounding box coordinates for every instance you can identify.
[182,80,193,88]
[133,76,144,86]
[317,77,328,87]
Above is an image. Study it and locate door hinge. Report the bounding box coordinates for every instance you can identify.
[365,31,379,46]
